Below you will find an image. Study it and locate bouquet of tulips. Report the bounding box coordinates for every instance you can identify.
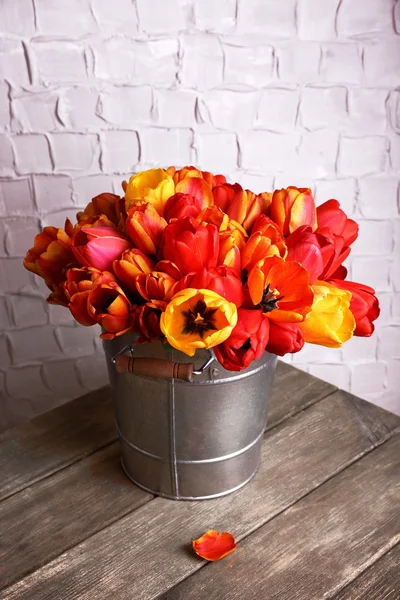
[24,166,379,371]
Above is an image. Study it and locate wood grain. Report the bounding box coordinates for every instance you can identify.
[0,443,153,591]
[159,434,400,600]
[0,361,335,503]
[2,391,398,600]
[332,543,400,599]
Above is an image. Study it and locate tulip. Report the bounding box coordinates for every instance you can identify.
[224,189,262,233]
[88,281,135,339]
[71,225,131,272]
[192,530,237,561]
[135,271,177,302]
[161,216,219,276]
[135,300,166,343]
[246,256,314,323]
[175,177,213,210]
[123,168,175,215]
[63,267,116,326]
[241,222,287,273]
[285,225,327,284]
[169,166,226,188]
[126,202,167,255]
[299,281,355,347]
[175,265,244,307]
[197,205,230,232]
[213,183,242,213]
[113,249,156,294]
[155,260,182,280]
[270,187,317,236]
[317,200,358,246]
[160,288,238,356]
[329,279,380,336]
[214,308,270,371]
[77,193,121,227]
[266,321,304,356]
[163,193,203,222]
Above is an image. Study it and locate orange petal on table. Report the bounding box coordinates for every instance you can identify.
[192,529,237,561]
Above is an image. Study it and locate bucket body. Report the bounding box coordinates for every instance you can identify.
[103,334,277,500]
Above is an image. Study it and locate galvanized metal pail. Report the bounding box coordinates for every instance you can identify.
[103,333,277,500]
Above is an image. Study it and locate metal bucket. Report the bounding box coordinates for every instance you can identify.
[103,333,277,500]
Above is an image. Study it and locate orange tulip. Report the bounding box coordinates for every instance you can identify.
[126,202,167,255]
[169,166,226,188]
[270,186,317,236]
[192,530,237,561]
[197,205,230,232]
[77,192,121,227]
[64,267,116,326]
[135,271,177,302]
[135,300,166,343]
[224,189,262,233]
[175,177,213,210]
[113,249,155,294]
[241,218,287,273]
[88,282,135,339]
[247,256,314,323]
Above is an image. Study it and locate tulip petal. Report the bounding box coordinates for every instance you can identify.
[192,530,237,561]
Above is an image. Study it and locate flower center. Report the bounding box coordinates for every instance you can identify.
[182,299,218,338]
[259,283,284,313]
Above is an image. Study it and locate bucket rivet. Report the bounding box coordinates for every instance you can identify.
[211,368,220,377]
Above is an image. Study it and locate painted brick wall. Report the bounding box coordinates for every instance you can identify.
[0,0,399,430]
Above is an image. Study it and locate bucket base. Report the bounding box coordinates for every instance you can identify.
[121,456,260,501]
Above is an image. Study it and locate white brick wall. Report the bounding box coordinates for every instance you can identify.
[0,0,399,430]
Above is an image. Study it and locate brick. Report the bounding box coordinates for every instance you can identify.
[297,130,339,178]
[0,82,10,131]
[320,44,363,84]
[237,0,296,37]
[223,43,274,87]
[396,0,400,34]
[0,257,37,293]
[8,294,48,328]
[351,220,393,257]
[136,0,185,33]
[0,0,35,36]
[337,0,393,37]
[378,326,400,360]
[57,87,102,131]
[300,87,347,130]
[156,90,196,127]
[308,363,350,389]
[233,172,274,195]
[13,134,52,175]
[0,39,30,86]
[297,0,339,41]
[350,362,386,396]
[9,326,61,364]
[50,133,98,172]
[387,360,400,389]
[256,89,299,131]
[338,136,387,177]
[241,131,300,173]
[195,0,236,32]
[294,343,343,364]
[5,365,50,400]
[72,174,115,206]
[375,391,400,416]
[390,134,400,172]
[200,91,257,131]
[0,219,6,256]
[33,175,73,212]
[363,40,400,87]
[35,0,97,36]
[345,89,387,135]
[4,217,40,257]
[352,257,391,292]
[139,128,193,167]
[376,293,391,325]
[42,208,77,229]
[0,135,14,176]
[134,40,179,87]
[391,254,400,292]
[278,42,320,84]
[388,90,400,132]
[91,0,139,34]
[358,177,398,219]
[315,178,357,217]
[12,92,60,133]
[0,335,11,369]
[196,132,238,172]
[42,359,85,398]
[342,335,377,362]
[56,324,97,356]
[75,352,109,390]
[98,86,153,127]
[181,34,223,89]
[92,37,135,81]
[0,297,12,329]
[33,42,87,85]
[0,178,33,216]
[393,294,400,322]
[48,303,76,326]
[101,131,139,173]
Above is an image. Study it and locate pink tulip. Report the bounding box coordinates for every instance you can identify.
[71,225,131,271]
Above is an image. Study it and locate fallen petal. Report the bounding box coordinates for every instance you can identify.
[192,529,237,561]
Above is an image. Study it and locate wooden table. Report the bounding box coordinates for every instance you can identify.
[1,362,399,599]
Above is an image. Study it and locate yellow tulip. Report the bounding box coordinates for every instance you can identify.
[299,281,355,347]
[123,168,175,216]
[160,288,238,356]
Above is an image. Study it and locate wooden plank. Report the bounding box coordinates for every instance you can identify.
[0,443,153,591]
[0,361,335,503]
[2,391,398,600]
[159,434,400,600]
[0,387,116,502]
[332,543,400,599]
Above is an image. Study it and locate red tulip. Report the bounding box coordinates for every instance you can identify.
[88,281,135,339]
[175,177,213,209]
[317,200,358,246]
[329,279,380,336]
[213,183,242,213]
[285,226,327,284]
[126,202,167,255]
[266,321,304,356]
[163,193,203,222]
[270,187,317,236]
[161,216,219,276]
[214,308,270,371]
[175,265,244,307]
[71,225,131,271]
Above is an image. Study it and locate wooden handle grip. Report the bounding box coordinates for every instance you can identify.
[114,355,194,382]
